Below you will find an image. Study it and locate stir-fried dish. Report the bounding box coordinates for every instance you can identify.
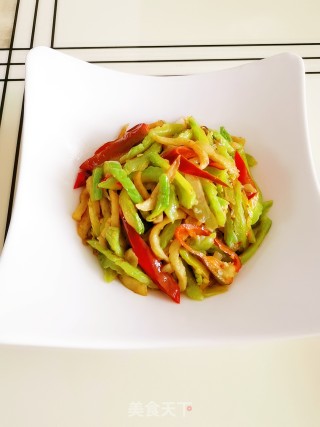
[72,117,272,303]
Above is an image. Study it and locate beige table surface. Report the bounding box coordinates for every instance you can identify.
[0,1,320,426]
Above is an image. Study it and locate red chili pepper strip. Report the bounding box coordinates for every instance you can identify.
[163,147,225,170]
[175,224,211,257]
[234,151,257,199]
[175,224,241,273]
[80,123,150,171]
[162,150,228,187]
[120,213,180,303]
[73,170,89,189]
[214,237,242,272]
[175,224,211,241]
[100,173,111,182]
[163,146,196,159]
[208,160,225,170]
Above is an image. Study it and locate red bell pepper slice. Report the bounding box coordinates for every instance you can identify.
[80,123,149,171]
[120,213,180,303]
[73,170,90,189]
[234,151,257,199]
[162,149,228,187]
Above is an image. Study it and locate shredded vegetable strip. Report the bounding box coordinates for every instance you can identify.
[133,171,150,200]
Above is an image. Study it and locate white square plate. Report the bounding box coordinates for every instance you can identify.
[0,47,319,349]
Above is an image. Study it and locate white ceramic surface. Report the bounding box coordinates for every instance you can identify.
[0,47,319,349]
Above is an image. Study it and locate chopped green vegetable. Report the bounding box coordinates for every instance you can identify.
[141,166,163,183]
[239,216,272,264]
[219,126,232,142]
[148,152,197,209]
[187,116,209,145]
[119,188,144,235]
[246,153,257,167]
[180,248,210,286]
[202,180,227,227]
[103,161,143,204]
[147,173,170,221]
[98,176,122,190]
[105,226,124,257]
[123,143,161,175]
[91,166,103,201]
[88,240,152,285]
[159,220,182,249]
[164,184,180,222]
[213,130,235,154]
